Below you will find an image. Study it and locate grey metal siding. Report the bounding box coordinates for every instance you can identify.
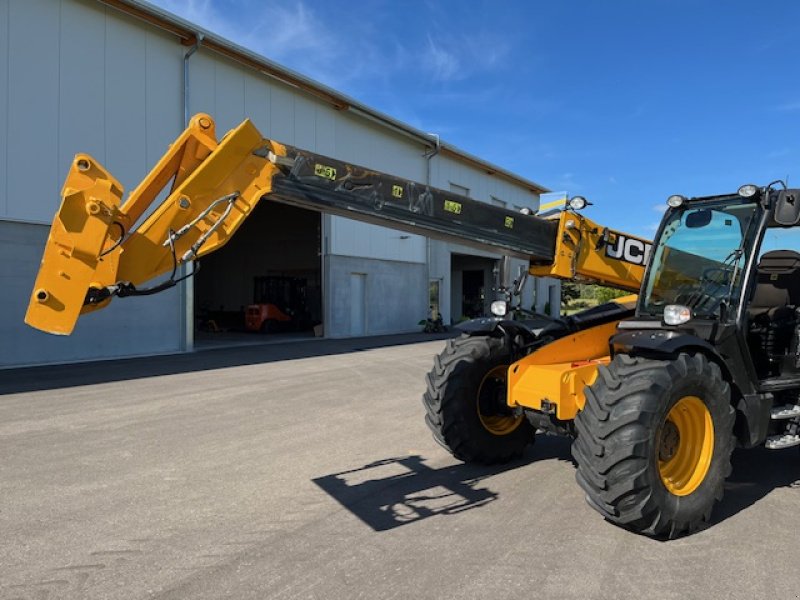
[0,221,182,367]
[325,255,427,338]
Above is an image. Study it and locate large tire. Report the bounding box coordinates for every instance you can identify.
[423,335,534,464]
[572,353,735,539]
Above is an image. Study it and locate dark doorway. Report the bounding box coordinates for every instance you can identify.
[462,269,485,318]
[193,201,322,347]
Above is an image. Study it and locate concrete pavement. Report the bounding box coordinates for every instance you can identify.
[1,334,799,599]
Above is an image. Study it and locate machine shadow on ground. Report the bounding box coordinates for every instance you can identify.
[312,436,571,532]
[313,435,800,534]
[0,331,456,395]
[711,445,800,526]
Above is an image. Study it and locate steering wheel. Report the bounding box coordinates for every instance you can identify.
[700,266,734,286]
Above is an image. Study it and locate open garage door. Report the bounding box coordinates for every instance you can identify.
[194,201,322,348]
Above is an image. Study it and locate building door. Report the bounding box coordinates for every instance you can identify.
[350,273,366,336]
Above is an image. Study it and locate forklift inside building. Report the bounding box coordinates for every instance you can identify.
[193,200,322,347]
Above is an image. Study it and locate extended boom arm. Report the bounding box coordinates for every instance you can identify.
[26,114,649,335]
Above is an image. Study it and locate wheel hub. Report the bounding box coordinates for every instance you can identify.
[477,365,523,436]
[658,395,715,497]
[659,420,680,461]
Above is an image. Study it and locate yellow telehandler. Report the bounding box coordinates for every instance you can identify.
[26,114,799,539]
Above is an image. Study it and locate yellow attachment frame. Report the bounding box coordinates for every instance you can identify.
[25,114,284,335]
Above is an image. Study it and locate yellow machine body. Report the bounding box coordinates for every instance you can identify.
[506,295,638,420]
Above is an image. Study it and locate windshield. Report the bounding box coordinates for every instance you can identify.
[641,196,759,318]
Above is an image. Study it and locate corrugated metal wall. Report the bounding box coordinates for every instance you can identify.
[0,0,543,365]
[0,0,185,367]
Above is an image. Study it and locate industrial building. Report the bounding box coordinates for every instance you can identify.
[0,0,557,368]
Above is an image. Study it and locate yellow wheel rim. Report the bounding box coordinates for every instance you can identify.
[658,396,714,496]
[477,365,523,436]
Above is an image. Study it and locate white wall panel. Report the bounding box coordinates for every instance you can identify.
[294,95,317,150]
[212,58,246,132]
[6,0,60,223]
[315,105,336,156]
[269,85,294,142]
[143,29,182,152]
[432,154,538,211]
[59,0,106,178]
[243,76,271,134]
[105,11,147,184]
[189,51,217,118]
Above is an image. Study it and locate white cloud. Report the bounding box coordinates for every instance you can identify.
[424,36,461,82]
[652,203,667,213]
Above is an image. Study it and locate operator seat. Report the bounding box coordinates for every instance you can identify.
[747,249,800,376]
[748,249,800,320]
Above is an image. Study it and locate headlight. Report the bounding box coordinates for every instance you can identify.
[738,184,758,198]
[664,304,691,325]
[490,301,507,317]
[667,195,686,208]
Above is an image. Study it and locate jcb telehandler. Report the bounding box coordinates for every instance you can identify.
[25,114,800,538]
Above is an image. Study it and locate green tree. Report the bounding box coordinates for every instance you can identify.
[561,282,581,308]
[593,285,627,304]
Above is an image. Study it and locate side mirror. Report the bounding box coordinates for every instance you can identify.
[774,189,800,226]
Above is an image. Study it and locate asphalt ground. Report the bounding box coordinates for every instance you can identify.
[1,333,799,599]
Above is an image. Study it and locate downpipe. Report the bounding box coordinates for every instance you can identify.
[180,33,203,352]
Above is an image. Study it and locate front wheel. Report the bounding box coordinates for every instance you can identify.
[423,335,534,464]
[572,353,735,538]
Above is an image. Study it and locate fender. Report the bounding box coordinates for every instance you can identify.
[455,317,542,345]
[611,329,721,360]
[610,330,733,385]
[611,328,768,447]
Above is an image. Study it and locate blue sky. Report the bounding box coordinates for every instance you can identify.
[149,0,800,239]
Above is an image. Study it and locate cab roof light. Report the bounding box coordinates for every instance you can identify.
[738,184,759,198]
[667,195,686,208]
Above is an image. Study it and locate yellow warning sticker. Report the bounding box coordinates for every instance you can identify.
[444,200,462,215]
[505,216,514,229]
[314,164,337,180]
[392,185,404,198]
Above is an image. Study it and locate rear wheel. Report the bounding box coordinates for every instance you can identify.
[572,353,735,538]
[423,335,534,464]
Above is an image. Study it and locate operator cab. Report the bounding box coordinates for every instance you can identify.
[622,184,800,395]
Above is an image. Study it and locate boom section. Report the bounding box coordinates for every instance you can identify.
[25,114,560,335]
[267,147,558,260]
